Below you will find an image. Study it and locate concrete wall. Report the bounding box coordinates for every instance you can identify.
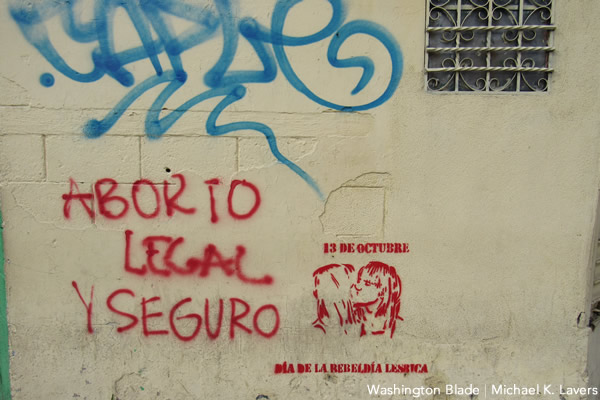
[0,0,599,399]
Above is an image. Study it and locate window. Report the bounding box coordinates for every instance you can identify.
[426,0,555,92]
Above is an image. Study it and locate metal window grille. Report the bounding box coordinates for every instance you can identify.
[426,0,555,92]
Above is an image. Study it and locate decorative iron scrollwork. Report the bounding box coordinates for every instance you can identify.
[426,0,554,92]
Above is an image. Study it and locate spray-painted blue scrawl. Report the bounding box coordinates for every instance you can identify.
[9,0,403,199]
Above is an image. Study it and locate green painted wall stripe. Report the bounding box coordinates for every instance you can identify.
[0,209,11,400]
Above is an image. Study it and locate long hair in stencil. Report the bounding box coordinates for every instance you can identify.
[312,261,402,337]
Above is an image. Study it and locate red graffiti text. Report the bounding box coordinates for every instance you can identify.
[124,230,273,284]
[72,281,280,341]
[62,175,262,223]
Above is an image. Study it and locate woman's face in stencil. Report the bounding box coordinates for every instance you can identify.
[351,268,383,305]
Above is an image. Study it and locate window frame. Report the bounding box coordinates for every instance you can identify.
[425,0,556,93]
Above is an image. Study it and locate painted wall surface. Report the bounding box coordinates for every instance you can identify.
[0,0,599,399]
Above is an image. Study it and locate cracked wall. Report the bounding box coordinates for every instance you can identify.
[1,1,600,400]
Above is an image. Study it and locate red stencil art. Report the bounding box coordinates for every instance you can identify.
[312,262,403,338]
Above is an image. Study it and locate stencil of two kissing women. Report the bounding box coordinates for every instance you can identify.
[312,261,403,338]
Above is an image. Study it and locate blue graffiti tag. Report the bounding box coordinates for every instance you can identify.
[9,0,403,199]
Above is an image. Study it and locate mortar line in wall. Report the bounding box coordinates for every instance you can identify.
[0,209,13,400]
[19,134,323,140]
[335,234,377,239]
[42,135,48,182]
[382,188,387,240]
[0,105,372,117]
[138,136,142,179]
[236,138,240,172]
